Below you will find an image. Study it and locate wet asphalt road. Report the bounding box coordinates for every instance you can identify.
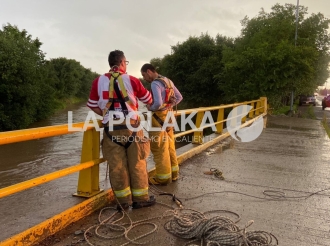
[35,114,330,246]
[299,96,330,120]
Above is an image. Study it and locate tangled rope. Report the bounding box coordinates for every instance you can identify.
[164,209,278,246]
[81,170,330,245]
[83,205,167,246]
[83,184,179,246]
[82,184,280,246]
[84,206,278,246]
[82,183,281,246]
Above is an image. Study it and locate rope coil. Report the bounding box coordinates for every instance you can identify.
[164,209,278,246]
[82,184,280,246]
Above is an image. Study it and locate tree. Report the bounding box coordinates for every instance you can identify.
[49,58,98,99]
[220,4,330,107]
[154,33,232,108]
[0,24,47,130]
[150,57,164,75]
[77,68,99,98]
[49,58,83,98]
[0,24,98,131]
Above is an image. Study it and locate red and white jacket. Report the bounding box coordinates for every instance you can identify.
[87,71,152,124]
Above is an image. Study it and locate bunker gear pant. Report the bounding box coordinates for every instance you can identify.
[102,128,150,204]
[149,110,179,185]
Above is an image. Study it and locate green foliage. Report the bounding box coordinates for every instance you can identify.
[0,24,47,130]
[148,4,330,111]
[2,3,329,130]
[78,68,99,98]
[301,105,316,119]
[49,58,98,99]
[150,58,164,75]
[221,4,330,107]
[272,105,292,115]
[152,33,233,108]
[0,24,98,131]
[322,113,330,138]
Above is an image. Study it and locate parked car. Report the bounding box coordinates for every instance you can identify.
[322,95,330,110]
[299,95,316,106]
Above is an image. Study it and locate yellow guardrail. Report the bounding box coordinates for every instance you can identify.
[0,97,267,199]
[0,97,267,245]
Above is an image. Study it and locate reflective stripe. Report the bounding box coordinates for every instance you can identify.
[114,187,131,198]
[155,77,175,110]
[118,78,137,111]
[109,72,115,100]
[171,165,179,172]
[132,188,148,197]
[156,173,171,180]
[104,72,137,117]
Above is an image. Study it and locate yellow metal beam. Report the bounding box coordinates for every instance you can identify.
[177,132,231,164]
[0,158,105,199]
[0,189,114,246]
[0,112,267,246]
[174,100,259,116]
[216,106,224,134]
[249,102,255,118]
[241,102,247,123]
[192,110,204,144]
[255,101,261,116]
[74,128,102,198]
[260,97,267,113]
[177,113,267,164]
[0,123,93,146]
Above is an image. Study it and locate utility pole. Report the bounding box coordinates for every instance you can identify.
[290,0,299,114]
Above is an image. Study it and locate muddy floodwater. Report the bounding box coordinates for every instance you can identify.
[0,101,180,241]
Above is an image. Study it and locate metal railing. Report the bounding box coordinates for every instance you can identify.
[0,97,267,200]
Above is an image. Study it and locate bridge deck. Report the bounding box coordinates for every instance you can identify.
[36,115,330,246]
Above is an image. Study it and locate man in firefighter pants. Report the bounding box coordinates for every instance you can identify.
[140,63,183,185]
[87,50,156,209]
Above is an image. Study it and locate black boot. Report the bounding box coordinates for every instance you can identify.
[132,196,156,209]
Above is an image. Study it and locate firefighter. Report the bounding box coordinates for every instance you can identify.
[140,63,183,185]
[87,50,156,209]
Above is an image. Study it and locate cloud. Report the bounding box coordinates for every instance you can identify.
[1,0,329,77]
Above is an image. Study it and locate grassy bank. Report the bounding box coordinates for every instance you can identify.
[322,113,330,138]
[271,105,298,115]
[300,105,316,120]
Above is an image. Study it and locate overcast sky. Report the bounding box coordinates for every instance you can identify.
[1,0,329,85]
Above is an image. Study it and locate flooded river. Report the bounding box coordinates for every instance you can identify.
[0,101,191,241]
[0,102,109,241]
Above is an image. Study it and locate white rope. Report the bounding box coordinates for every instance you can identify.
[83,186,278,246]
[164,209,278,246]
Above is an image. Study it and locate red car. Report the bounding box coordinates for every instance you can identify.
[322,95,330,110]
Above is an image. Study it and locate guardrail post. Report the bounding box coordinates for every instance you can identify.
[216,106,224,134]
[260,97,267,114]
[241,102,247,123]
[260,97,268,128]
[255,100,261,116]
[249,102,255,118]
[74,128,103,198]
[192,110,204,144]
